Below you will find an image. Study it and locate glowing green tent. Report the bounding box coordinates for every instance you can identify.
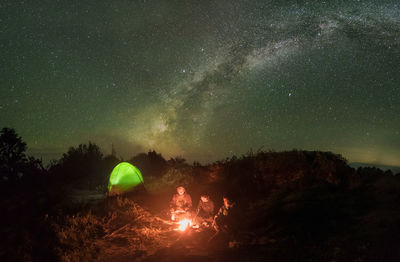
[108,162,144,193]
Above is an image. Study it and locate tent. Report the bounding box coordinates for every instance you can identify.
[108,162,144,193]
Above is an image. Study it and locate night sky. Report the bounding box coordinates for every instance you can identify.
[1,0,399,166]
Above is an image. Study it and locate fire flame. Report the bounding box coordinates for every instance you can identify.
[178,219,192,231]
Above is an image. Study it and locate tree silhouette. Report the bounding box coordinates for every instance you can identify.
[0,127,27,181]
[50,142,104,188]
[167,156,188,168]
[129,150,167,177]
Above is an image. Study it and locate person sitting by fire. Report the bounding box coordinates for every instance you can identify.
[170,186,192,221]
[194,193,214,227]
[212,194,239,235]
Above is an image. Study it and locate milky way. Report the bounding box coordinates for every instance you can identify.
[1,0,399,165]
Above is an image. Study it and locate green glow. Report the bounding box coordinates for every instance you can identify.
[108,162,144,192]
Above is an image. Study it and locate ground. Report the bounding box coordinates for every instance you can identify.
[93,192,229,262]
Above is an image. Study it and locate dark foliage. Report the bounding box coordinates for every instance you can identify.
[129,150,168,177]
[48,142,121,190]
[167,156,189,169]
[0,127,44,183]
[216,150,355,198]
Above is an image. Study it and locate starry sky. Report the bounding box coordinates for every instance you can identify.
[1,0,400,166]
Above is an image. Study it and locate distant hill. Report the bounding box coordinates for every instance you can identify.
[350,162,400,174]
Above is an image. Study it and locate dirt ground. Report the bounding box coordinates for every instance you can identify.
[94,192,232,262]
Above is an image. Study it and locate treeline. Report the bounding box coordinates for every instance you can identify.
[1,127,398,194]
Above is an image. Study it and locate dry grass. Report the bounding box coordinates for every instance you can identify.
[52,211,104,262]
[51,196,172,261]
[98,197,171,261]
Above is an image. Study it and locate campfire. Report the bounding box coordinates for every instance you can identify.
[176,218,192,231]
[171,209,194,231]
